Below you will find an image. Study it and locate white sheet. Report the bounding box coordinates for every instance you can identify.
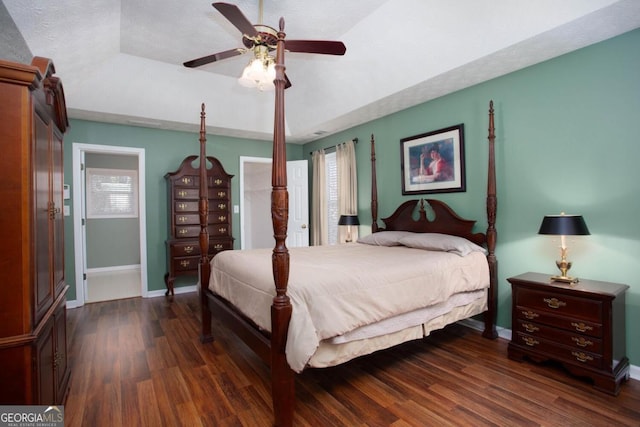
[209,242,489,372]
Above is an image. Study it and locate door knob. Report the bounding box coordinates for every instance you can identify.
[301,224,307,229]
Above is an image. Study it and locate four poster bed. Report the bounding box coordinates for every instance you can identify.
[195,19,498,427]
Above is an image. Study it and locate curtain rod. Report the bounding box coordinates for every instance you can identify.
[309,137,358,155]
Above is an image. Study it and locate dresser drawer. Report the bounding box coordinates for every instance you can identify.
[513,332,603,370]
[169,240,231,256]
[174,187,229,201]
[173,175,230,188]
[174,224,231,238]
[172,256,199,272]
[513,319,603,353]
[175,212,231,226]
[515,287,602,323]
[174,201,229,213]
[175,214,210,226]
[515,306,602,337]
[170,241,200,257]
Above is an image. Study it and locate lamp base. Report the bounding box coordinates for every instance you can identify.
[550,275,579,284]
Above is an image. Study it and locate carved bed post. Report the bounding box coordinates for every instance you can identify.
[483,100,499,339]
[270,17,295,427]
[370,134,379,233]
[198,104,213,343]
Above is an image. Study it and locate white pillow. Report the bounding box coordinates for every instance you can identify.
[398,233,487,256]
[357,231,414,246]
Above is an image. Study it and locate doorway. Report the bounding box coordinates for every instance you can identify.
[240,157,309,249]
[72,143,148,305]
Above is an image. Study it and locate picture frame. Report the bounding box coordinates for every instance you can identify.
[400,124,466,195]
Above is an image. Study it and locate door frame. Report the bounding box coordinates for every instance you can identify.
[239,156,271,249]
[71,143,148,306]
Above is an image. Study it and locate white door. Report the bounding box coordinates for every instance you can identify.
[240,157,309,249]
[286,160,309,247]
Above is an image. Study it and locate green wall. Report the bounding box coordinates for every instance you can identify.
[63,29,640,367]
[306,29,640,366]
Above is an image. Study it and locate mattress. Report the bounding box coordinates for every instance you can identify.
[209,241,489,372]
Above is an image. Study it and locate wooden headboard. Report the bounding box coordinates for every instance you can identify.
[379,199,486,246]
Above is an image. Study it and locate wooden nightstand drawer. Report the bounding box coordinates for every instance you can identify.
[515,306,603,337]
[515,287,602,323]
[514,319,603,353]
[513,332,603,370]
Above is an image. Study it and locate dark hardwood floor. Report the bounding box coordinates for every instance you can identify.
[65,292,640,426]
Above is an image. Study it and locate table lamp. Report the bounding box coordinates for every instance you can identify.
[338,214,360,243]
[538,212,590,283]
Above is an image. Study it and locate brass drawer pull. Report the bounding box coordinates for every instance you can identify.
[219,227,227,233]
[214,244,223,249]
[571,337,593,348]
[178,216,188,223]
[522,337,539,347]
[181,177,192,185]
[180,260,191,267]
[178,228,188,235]
[572,351,594,363]
[218,215,227,222]
[543,297,566,309]
[571,322,593,333]
[522,310,539,320]
[183,246,194,254]
[214,179,223,185]
[218,203,227,209]
[178,190,187,197]
[218,191,226,198]
[522,323,539,333]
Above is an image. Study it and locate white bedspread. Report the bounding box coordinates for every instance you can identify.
[209,242,489,372]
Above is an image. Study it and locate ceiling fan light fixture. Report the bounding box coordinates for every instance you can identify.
[238,49,276,91]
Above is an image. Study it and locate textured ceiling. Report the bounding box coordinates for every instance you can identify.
[4,0,640,143]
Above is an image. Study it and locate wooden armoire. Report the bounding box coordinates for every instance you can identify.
[0,57,71,404]
[164,156,234,295]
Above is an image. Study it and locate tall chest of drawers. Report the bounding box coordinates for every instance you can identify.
[165,155,234,295]
[507,272,629,395]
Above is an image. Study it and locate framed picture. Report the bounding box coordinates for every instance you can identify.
[400,124,465,195]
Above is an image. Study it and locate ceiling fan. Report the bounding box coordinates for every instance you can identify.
[183,2,347,90]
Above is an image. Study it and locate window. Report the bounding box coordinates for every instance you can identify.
[325,151,338,245]
[86,168,138,218]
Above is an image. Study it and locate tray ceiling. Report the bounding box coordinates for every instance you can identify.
[4,0,640,143]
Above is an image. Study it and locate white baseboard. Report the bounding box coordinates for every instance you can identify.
[67,285,198,308]
[459,318,639,381]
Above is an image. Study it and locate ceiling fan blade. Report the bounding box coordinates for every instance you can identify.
[183,48,244,68]
[213,2,258,38]
[285,40,346,56]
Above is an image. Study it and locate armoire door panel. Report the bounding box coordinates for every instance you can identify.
[34,110,53,323]
[52,131,65,297]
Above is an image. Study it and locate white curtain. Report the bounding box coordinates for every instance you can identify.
[337,140,358,243]
[311,149,328,245]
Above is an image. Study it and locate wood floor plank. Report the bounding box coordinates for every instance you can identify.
[65,293,640,426]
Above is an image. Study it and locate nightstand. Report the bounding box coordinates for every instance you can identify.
[507,272,630,395]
